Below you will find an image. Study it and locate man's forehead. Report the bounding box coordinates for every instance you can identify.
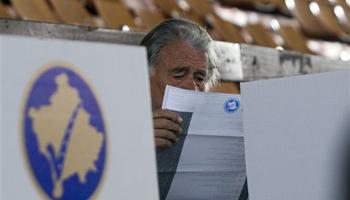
[159,41,208,67]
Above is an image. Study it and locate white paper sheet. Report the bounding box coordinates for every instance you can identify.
[158,85,247,200]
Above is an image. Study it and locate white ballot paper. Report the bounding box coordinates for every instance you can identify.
[157,85,247,200]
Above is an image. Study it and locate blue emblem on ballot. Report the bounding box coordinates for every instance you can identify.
[224,98,240,113]
[22,65,107,200]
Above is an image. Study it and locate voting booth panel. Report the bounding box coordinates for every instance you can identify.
[241,70,350,200]
[0,35,159,200]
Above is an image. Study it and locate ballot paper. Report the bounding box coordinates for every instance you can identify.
[157,85,247,200]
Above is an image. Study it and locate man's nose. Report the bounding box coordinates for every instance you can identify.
[181,76,199,91]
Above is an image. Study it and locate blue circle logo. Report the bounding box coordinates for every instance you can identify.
[22,65,107,200]
[224,98,240,113]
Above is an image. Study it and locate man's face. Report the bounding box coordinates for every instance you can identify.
[150,41,209,110]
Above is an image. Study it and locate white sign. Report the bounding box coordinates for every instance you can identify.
[0,35,158,200]
[242,70,350,200]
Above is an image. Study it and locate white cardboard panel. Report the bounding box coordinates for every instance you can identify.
[0,35,158,200]
[242,70,350,200]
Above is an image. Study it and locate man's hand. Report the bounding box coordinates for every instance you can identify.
[153,109,183,149]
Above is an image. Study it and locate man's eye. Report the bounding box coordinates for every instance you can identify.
[173,71,186,79]
[196,78,204,83]
[195,75,205,82]
[173,74,185,79]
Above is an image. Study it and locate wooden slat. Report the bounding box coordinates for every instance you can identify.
[314,0,348,37]
[186,0,214,17]
[94,0,136,29]
[245,23,278,48]
[288,0,330,37]
[0,2,10,18]
[271,0,290,14]
[154,0,182,16]
[51,0,95,26]
[336,0,350,8]
[154,0,205,25]
[217,0,254,8]
[208,15,246,43]
[136,10,165,30]
[278,24,315,54]
[12,0,59,22]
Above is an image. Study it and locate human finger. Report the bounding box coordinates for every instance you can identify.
[155,129,179,143]
[155,138,172,149]
[153,118,182,135]
[153,109,183,124]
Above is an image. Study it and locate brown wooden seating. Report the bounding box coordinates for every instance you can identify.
[0,2,10,18]
[186,0,215,17]
[94,0,137,30]
[336,0,350,8]
[312,0,348,37]
[153,0,183,17]
[332,3,350,34]
[153,0,204,25]
[245,23,278,48]
[278,24,315,54]
[254,0,290,16]
[51,0,95,26]
[254,0,279,12]
[287,0,330,37]
[207,15,245,43]
[12,0,59,22]
[135,10,165,30]
[340,6,350,33]
[180,12,205,25]
[271,0,290,14]
[217,0,254,8]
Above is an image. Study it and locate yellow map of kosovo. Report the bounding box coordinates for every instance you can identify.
[29,74,103,198]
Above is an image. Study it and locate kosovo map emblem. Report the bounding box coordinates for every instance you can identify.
[22,65,107,200]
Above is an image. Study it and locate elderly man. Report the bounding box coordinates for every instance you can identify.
[140,19,219,149]
[141,18,248,200]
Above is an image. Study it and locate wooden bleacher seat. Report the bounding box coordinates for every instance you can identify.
[312,0,348,37]
[332,2,350,34]
[217,0,254,8]
[253,0,290,14]
[186,0,215,17]
[94,0,137,30]
[135,10,165,30]
[207,15,246,43]
[336,0,350,8]
[287,0,330,37]
[245,23,278,48]
[209,82,240,94]
[0,2,10,18]
[12,0,59,22]
[153,0,204,26]
[179,12,205,26]
[338,5,350,33]
[161,0,204,24]
[270,0,290,14]
[278,24,315,54]
[254,0,279,12]
[51,0,96,26]
[153,0,183,17]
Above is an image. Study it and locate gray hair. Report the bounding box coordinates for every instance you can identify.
[140,19,219,89]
